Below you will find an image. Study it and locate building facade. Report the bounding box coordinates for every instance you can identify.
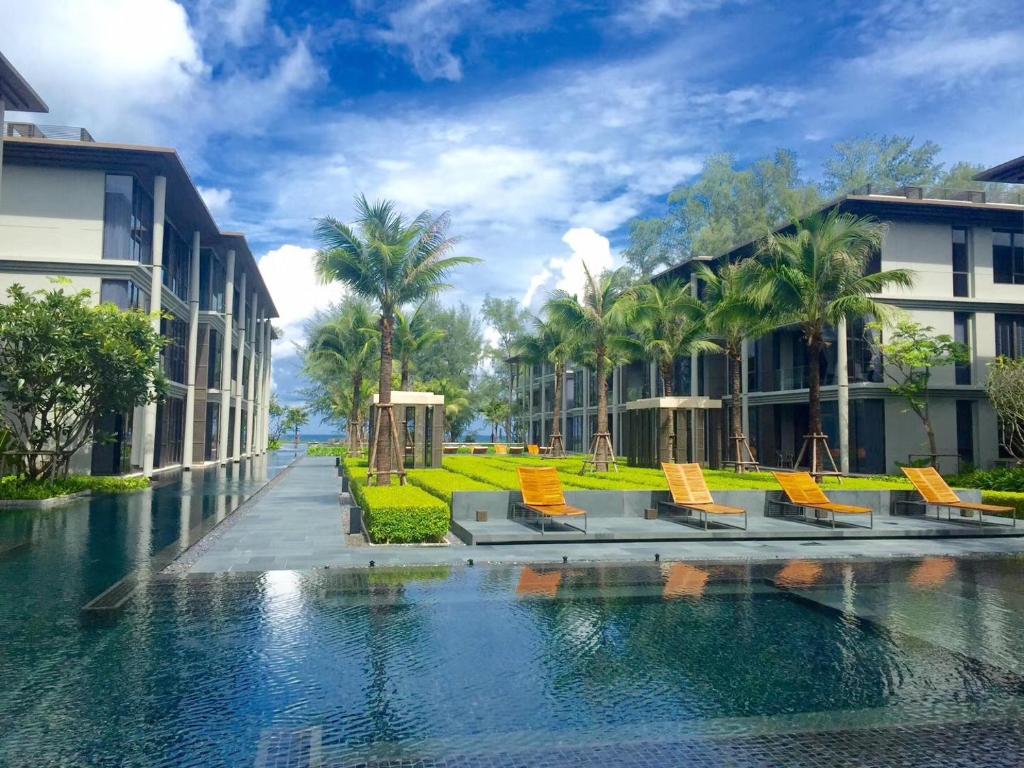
[0,126,277,476]
[517,185,1024,474]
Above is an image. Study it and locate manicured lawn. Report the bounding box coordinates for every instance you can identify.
[0,474,150,501]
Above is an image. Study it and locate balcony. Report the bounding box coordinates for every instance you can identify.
[3,122,94,142]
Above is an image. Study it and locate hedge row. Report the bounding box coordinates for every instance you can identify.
[0,474,150,501]
[950,467,1024,493]
[407,469,500,504]
[980,491,1024,517]
[307,444,348,457]
[348,478,449,544]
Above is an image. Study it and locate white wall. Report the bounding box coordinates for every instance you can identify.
[0,165,105,262]
[879,220,953,299]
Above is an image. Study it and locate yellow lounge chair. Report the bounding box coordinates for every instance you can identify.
[514,466,587,534]
[527,444,541,456]
[902,466,1016,527]
[660,463,747,530]
[772,472,873,529]
[494,444,508,455]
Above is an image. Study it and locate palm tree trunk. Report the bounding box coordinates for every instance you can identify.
[400,357,411,391]
[660,358,674,397]
[729,344,744,473]
[375,314,395,485]
[551,362,564,454]
[807,335,823,475]
[350,372,363,452]
[595,352,610,471]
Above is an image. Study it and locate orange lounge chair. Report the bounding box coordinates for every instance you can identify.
[527,444,541,456]
[772,472,873,529]
[514,466,587,534]
[494,444,508,455]
[901,466,1016,527]
[660,463,747,530]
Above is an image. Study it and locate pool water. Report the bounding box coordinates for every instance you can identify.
[2,463,1024,766]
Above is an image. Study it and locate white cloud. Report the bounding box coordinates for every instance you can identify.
[520,227,617,309]
[373,0,474,81]
[220,0,270,45]
[198,186,234,219]
[257,245,348,358]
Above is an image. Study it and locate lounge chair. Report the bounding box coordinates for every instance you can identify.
[901,466,1016,527]
[527,444,540,456]
[772,472,873,529]
[513,466,587,534]
[471,445,488,455]
[509,446,525,455]
[494,444,508,455]
[659,463,747,530]
[443,445,458,455]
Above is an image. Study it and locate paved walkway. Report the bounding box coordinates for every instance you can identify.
[189,455,346,571]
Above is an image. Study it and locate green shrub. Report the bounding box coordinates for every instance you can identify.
[0,474,150,501]
[408,469,500,504]
[351,483,449,543]
[980,491,1024,517]
[949,467,1024,492]
[307,444,348,457]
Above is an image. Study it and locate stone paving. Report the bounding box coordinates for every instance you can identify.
[189,455,347,572]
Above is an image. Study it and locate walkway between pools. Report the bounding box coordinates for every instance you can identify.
[188,455,347,572]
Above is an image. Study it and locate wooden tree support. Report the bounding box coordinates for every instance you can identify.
[545,432,566,459]
[724,434,760,473]
[581,432,618,473]
[794,432,842,482]
[366,403,407,486]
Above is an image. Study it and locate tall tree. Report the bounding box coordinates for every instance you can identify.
[545,264,632,470]
[692,263,772,471]
[394,302,445,390]
[822,135,942,194]
[518,314,576,455]
[481,295,530,439]
[420,378,472,441]
[748,210,914,474]
[314,196,477,484]
[412,300,484,388]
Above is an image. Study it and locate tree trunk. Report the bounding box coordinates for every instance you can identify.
[807,334,824,476]
[925,412,938,465]
[595,352,610,471]
[350,372,363,452]
[660,358,674,397]
[729,343,744,473]
[400,357,411,391]
[375,314,395,485]
[551,362,564,448]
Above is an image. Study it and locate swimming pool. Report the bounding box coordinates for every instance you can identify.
[2,486,1023,768]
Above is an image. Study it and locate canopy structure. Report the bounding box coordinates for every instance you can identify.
[0,51,48,113]
[622,397,724,469]
[975,155,1024,184]
[370,391,445,468]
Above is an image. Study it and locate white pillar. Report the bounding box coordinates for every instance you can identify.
[262,322,272,450]
[0,98,6,213]
[232,271,247,461]
[245,291,258,456]
[740,337,750,438]
[837,316,850,474]
[218,250,235,464]
[182,232,202,469]
[142,175,167,477]
[252,315,263,454]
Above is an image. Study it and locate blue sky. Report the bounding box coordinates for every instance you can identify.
[3,0,1024,424]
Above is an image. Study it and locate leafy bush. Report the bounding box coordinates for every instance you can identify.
[0,474,150,500]
[307,444,348,457]
[980,491,1024,518]
[350,482,449,543]
[408,469,500,504]
[949,467,1024,492]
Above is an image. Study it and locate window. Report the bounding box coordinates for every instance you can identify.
[952,227,969,296]
[995,314,1024,358]
[199,249,225,312]
[207,328,222,389]
[865,247,881,275]
[162,223,191,302]
[953,313,972,384]
[102,174,152,263]
[564,372,577,410]
[993,230,1024,284]
[205,402,220,460]
[160,317,188,383]
[956,400,975,468]
[99,279,141,311]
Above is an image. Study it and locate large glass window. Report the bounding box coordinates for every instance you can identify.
[954,312,972,384]
[564,371,577,410]
[99,279,141,310]
[995,314,1024,358]
[207,328,222,389]
[102,174,152,263]
[205,402,220,460]
[993,230,1024,284]
[956,400,975,468]
[952,227,969,297]
[160,317,188,384]
[850,399,885,474]
[199,249,226,312]
[162,223,191,302]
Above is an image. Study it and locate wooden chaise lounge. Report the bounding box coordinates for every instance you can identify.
[772,472,873,529]
[902,466,1016,527]
[514,466,587,534]
[659,463,747,530]
[527,444,541,456]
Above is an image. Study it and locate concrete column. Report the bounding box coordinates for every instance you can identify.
[252,316,264,454]
[539,367,546,443]
[740,337,750,437]
[218,250,235,464]
[142,175,167,477]
[182,232,202,469]
[0,98,6,212]
[837,316,850,474]
[245,291,258,456]
[232,271,247,461]
[261,318,272,452]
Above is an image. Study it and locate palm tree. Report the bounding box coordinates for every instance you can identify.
[630,280,719,396]
[748,209,914,474]
[545,264,632,470]
[422,378,472,441]
[693,261,774,472]
[394,302,445,390]
[519,314,576,456]
[306,300,377,452]
[314,196,477,484]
